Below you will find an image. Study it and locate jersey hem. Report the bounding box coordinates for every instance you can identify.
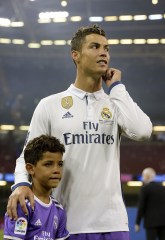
[56,233,70,240]
[69,228,129,234]
[4,235,22,240]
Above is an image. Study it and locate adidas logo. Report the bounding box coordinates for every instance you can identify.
[62,111,73,119]
[34,219,42,226]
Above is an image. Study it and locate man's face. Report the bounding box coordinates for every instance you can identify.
[77,33,110,77]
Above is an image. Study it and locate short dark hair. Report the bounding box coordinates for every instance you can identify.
[71,24,106,52]
[24,135,65,165]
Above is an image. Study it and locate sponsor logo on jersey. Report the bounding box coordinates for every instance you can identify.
[34,236,54,240]
[34,231,53,240]
[62,111,73,119]
[34,218,42,226]
[14,217,27,235]
[101,107,112,120]
[63,121,115,145]
[61,96,73,109]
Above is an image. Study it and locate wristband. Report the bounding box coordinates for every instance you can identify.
[11,182,31,192]
[108,81,122,94]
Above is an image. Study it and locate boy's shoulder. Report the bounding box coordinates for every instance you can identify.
[51,196,64,210]
[15,199,33,217]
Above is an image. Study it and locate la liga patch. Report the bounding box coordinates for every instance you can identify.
[14,217,27,235]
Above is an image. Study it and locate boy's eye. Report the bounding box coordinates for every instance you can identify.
[58,161,63,167]
[45,162,52,166]
[44,161,53,166]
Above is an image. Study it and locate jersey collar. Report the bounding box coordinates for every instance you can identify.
[68,84,105,100]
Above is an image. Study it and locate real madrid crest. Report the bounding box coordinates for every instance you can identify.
[53,215,58,229]
[101,107,112,120]
[61,96,73,109]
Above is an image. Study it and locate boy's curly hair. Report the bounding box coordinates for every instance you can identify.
[24,135,65,165]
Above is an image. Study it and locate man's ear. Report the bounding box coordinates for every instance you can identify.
[71,50,80,63]
[26,163,35,175]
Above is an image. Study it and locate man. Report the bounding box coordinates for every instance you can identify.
[135,168,165,240]
[7,25,152,240]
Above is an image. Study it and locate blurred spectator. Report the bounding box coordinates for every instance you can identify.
[157,133,165,142]
[135,167,165,240]
[0,131,17,173]
[0,67,13,123]
[10,94,26,125]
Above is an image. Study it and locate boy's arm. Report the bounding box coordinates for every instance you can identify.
[56,206,70,240]
[4,203,29,239]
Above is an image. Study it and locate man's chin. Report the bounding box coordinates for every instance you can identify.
[98,66,107,73]
[98,69,107,78]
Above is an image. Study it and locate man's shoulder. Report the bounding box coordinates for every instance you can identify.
[44,89,69,100]
[40,88,71,104]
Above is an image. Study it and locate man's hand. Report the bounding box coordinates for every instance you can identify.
[102,68,121,88]
[134,224,140,232]
[7,186,34,220]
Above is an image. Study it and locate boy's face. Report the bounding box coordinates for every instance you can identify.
[27,151,63,190]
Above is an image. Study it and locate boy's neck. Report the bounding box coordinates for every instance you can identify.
[32,185,52,204]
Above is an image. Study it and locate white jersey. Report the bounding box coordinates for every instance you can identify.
[14,83,152,234]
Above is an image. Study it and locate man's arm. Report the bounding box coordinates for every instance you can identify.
[7,99,50,219]
[14,99,50,186]
[104,68,152,140]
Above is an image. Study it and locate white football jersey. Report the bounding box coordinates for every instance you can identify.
[14,83,152,233]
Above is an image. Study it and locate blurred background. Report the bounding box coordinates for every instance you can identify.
[0,0,165,239]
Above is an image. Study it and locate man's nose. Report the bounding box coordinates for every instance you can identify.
[99,48,107,56]
[100,52,107,57]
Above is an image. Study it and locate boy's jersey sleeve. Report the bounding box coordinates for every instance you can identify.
[14,99,50,185]
[56,207,69,240]
[109,84,152,140]
[4,203,30,239]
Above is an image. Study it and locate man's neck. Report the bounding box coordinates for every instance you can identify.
[74,75,102,93]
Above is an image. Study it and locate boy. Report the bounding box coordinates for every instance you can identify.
[4,135,69,240]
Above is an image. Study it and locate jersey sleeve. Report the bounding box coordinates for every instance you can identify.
[56,207,69,240]
[4,203,30,239]
[109,83,152,141]
[14,99,51,185]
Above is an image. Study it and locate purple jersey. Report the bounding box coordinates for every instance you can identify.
[4,196,69,240]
